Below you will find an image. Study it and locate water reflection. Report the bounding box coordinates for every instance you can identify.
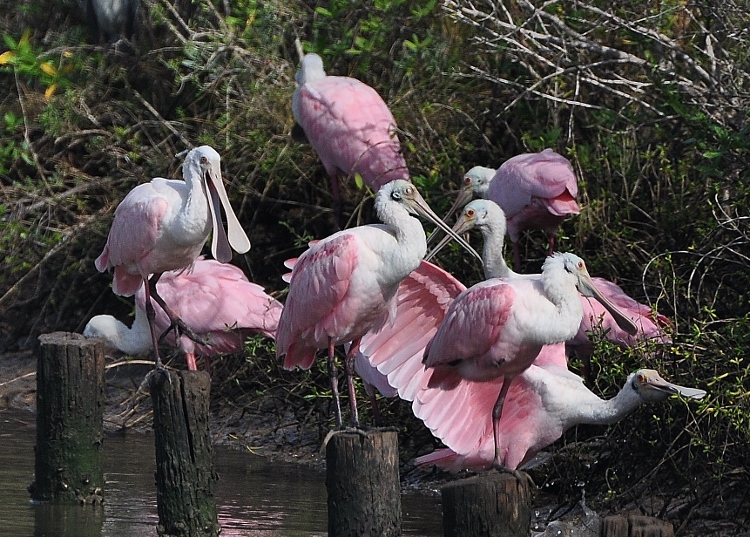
[0,409,441,536]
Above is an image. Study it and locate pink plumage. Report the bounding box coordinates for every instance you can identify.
[93,146,251,369]
[414,344,706,473]
[292,53,409,209]
[570,277,673,360]
[355,260,466,402]
[455,149,579,267]
[85,257,281,370]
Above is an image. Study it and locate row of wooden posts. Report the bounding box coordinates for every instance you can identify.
[30,332,675,537]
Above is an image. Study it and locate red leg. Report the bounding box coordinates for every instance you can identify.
[344,338,361,428]
[327,339,344,428]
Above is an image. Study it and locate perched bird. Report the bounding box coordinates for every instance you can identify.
[85,257,281,370]
[94,146,251,369]
[444,149,579,267]
[433,199,672,369]
[86,0,139,44]
[292,53,409,220]
[276,180,480,428]
[422,252,637,471]
[414,343,706,472]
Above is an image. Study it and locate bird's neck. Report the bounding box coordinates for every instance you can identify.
[578,384,643,425]
[177,161,212,240]
[540,268,585,339]
[480,225,513,280]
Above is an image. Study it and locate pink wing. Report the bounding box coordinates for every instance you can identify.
[136,257,282,357]
[96,183,170,296]
[295,76,408,188]
[276,234,359,370]
[422,279,516,388]
[414,343,572,471]
[568,277,672,357]
[488,149,579,217]
[355,261,466,401]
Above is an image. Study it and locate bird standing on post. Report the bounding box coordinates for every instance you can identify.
[422,252,638,472]
[443,149,579,268]
[94,146,251,370]
[85,257,281,371]
[292,52,409,223]
[276,180,480,429]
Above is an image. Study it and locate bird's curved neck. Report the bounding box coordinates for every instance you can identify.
[376,204,427,273]
[480,224,513,280]
[578,384,643,425]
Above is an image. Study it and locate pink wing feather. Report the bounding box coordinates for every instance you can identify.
[295,76,408,189]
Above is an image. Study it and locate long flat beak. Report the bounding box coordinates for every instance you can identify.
[645,371,707,400]
[409,190,482,263]
[206,168,251,262]
[425,211,475,262]
[426,187,473,247]
[578,274,639,336]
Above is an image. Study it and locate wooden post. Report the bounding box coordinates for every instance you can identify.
[601,514,674,537]
[326,429,401,537]
[441,472,532,537]
[150,369,219,537]
[29,332,105,504]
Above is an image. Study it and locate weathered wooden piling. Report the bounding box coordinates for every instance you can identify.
[441,471,532,537]
[30,332,105,504]
[150,369,219,537]
[326,428,401,537]
[601,514,674,537]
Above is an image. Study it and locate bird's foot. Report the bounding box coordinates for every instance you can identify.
[145,362,171,390]
[493,465,535,488]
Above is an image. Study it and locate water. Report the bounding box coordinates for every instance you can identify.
[0,409,442,536]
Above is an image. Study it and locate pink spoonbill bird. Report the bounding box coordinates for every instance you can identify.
[414,342,706,473]
[422,252,638,471]
[444,149,579,268]
[85,257,281,371]
[292,52,409,221]
[432,199,672,373]
[94,145,251,370]
[276,179,480,428]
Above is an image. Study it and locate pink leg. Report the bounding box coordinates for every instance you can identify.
[344,338,361,428]
[512,241,522,271]
[185,352,197,371]
[327,339,344,428]
[491,377,513,470]
[142,275,164,369]
[547,234,556,256]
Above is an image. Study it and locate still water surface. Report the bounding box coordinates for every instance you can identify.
[0,409,442,536]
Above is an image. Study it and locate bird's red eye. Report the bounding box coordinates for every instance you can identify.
[578,261,584,269]
[636,373,645,384]
[467,209,475,217]
[200,157,208,164]
[464,177,471,184]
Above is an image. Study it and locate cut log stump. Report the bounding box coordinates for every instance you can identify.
[150,369,219,537]
[326,428,401,537]
[441,471,532,537]
[30,332,105,505]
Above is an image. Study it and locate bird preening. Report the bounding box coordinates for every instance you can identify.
[93,145,251,370]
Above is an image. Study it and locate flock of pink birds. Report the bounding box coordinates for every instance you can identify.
[85,53,705,475]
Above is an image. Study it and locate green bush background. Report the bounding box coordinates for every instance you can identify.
[0,0,747,531]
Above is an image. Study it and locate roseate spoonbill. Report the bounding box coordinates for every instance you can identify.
[86,0,139,44]
[85,257,281,370]
[443,149,579,267]
[292,53,409,221]
[94,145,251,370]
[433,199,672,369]
[276,180,480,428]
[422,252,637,471]
[414,343,706,472]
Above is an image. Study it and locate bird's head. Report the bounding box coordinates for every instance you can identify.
[296,53,326,85]
[454,199,507,237]
[548,252,638,336]
[629,369,707,402]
